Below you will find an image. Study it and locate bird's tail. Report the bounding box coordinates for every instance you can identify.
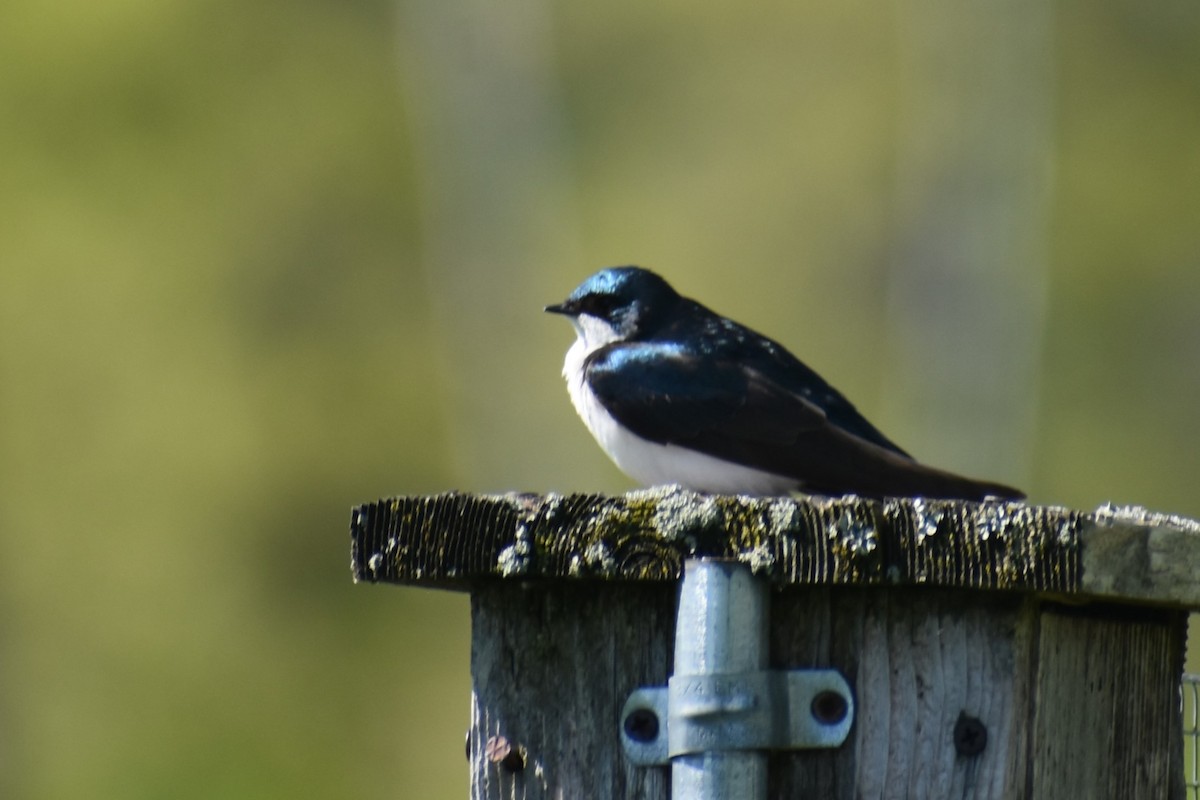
[861,458,1025,501]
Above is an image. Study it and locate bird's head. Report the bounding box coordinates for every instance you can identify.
[545,266,680,348]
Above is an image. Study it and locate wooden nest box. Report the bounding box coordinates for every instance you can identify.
[351,488,1200,799]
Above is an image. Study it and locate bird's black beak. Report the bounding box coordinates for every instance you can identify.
[544,301,573,316]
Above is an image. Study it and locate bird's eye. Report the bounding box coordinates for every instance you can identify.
[580,294,612,317]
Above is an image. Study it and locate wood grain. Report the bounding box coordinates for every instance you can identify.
[768,589,1032,800]
[352,489,1200,607]
[467,581,675,800]
[1027,604,1187,799]
[464,585,1186,798]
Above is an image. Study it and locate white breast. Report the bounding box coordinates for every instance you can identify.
[560,321,799,495]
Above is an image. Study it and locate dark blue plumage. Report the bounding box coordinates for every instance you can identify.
[546,266,1023,500]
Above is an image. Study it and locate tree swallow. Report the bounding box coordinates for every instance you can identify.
[546,266,1024,500]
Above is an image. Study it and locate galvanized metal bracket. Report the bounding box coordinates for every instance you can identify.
[621,667,854,766]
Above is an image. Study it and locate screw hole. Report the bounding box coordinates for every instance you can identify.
[623,707,660,743]
[811,690,848,725]
[953,714,988,756]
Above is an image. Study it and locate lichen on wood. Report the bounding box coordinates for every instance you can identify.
[352,488,1125,595]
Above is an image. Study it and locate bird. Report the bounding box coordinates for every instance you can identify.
[545,266,1024,500]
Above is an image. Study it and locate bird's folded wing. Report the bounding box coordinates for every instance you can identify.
[584,342,918,491]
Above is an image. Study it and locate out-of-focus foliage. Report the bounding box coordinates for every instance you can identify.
[0,1,467,797]
[0,0,1197,796]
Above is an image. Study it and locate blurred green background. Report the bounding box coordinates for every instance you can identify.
[2,0,1198,797]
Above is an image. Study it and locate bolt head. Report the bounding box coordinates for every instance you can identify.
[953,714,988,756]
[484,735,526,772]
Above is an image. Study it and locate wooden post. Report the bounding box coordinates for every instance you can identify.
[351,488,1198,799]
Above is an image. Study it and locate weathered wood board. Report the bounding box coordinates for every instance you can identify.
[352,488,1200,607]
